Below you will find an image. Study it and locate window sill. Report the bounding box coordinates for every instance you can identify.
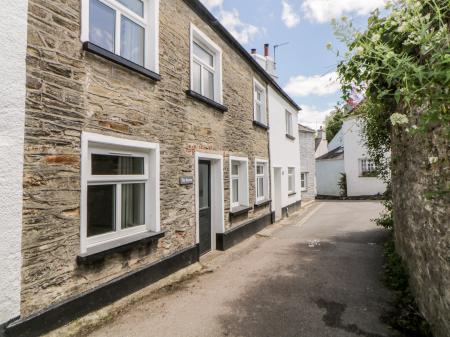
[286,134,296,140]
[253,120,269,130]
[229,205,252,217]
[301,189,307,192]
[77,230,166,264]
[254,199,271,208]
[83,42,161,82]
[186,90,228,112]
[288,192,297,196]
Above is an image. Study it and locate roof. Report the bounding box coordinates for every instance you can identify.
[298,124,315,133]
[316,146,344,160]
[184,0,301,111]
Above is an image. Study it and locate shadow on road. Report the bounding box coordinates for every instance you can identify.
[218,227,394,337]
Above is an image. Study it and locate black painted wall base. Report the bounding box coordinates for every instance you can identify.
[216,212,272,251]
[5,245,200,337]
[282,200,302,218]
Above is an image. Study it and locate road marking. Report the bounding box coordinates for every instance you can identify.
[295,202,324,227]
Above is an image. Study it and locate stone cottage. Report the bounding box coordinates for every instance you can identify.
[0,0,300,335]
[298,124,316,201]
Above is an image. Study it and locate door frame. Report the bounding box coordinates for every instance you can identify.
[195,152,224,251]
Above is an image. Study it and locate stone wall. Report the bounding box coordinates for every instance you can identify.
[21,0,271,317]
[392,122,449,337]
[298,129,316,200]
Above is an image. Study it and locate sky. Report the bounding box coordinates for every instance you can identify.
[200,0,386,130]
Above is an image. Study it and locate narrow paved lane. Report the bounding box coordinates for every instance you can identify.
[88,201,393,337]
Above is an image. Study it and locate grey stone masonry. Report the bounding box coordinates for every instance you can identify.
[21,0,274,318]
[392,113,449,337]
[298,125,316,200]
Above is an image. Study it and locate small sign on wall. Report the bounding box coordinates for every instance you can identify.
[179,176,194,185]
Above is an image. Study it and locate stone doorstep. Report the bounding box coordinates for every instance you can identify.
[42,206,311,337]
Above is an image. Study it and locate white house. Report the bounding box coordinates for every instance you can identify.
[316,116,387,197]
[251,45,302,220]
[268,86,302,219]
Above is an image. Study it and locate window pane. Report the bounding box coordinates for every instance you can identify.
[257,177,264,198]
[199,162,210,209]
[121,16,145,66]
[257,164,264,175]
[117,0,144,16]
[90,0,115,52]
[232,178,239,203]
[87,185,116,237]
[122,183,145,229]
[203,69,214,100]
[231,163,239,176]
[193,61,202,94]
[256,103,262,122]
[193,42,213,67]
[92,154,144,175]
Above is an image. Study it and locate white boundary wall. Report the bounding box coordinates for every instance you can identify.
[0,0,28,324]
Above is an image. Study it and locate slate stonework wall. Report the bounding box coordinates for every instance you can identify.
[22,0,271,317]
[392,122,449,337]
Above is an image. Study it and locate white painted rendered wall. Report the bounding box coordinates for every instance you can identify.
[342,117,387,196]
[316,159,345,196]
[0,0,28,325]
[268,87,301,209]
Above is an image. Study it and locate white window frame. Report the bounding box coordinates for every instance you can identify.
[253,78,267,125]
[229,156,249,209]
[80,0,160,72]
[360,158,376,175]
[288,167,295,194]
[80,132,160,254]
[190,24,223,104]
[301,172,308,192]
[286,110,294,137]
[255,159,269,203]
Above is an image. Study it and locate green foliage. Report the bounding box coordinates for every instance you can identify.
[334,0,449,135]
[332,0,449,197]
[324,107,346,142]
[338,173,347,197]
[382,238,433,337]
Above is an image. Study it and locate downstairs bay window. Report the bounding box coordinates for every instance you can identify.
[229,157,249,210]
[255,160,269,203]
[288,167,296,195]
[80,132,160,254]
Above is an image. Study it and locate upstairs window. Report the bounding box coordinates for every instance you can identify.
[82,0,159,71]
[255,160,269,203]
[190,25,223,103]
[254,79,267,125]
[288,167,295,194]
[286,110,294,137]
[230,157,249,209]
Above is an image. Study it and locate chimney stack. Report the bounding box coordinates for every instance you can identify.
[251,48,256,55]
[264,43,269,57]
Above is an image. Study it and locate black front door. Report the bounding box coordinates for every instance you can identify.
[198,160,212,255]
